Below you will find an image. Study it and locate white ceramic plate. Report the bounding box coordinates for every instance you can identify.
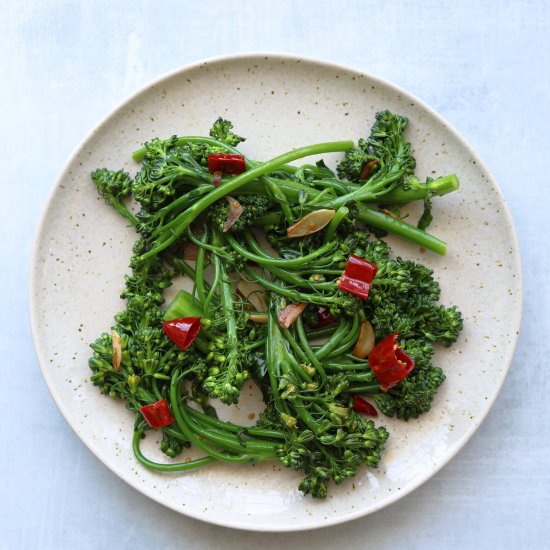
[30,53,522,531]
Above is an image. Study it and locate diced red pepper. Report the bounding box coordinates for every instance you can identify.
[207,154,246,175]
[212,171,223,187]
[338,255,378,300]
[353,395,378,416]
[162,317,202,350]
[368,333,415,392]
[140,399,174,428]
[344,255,378,282]
[316,306,336,327]
[359,159,379,181]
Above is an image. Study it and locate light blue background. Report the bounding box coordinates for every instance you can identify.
[2,1,548,548]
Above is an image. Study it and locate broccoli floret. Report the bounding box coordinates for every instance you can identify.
[91,168,137,226]
[186,142,228,166]
[368,110,416,176]
[354,339,446,420]
[418,304,464,347]
[139,136,179,161]
[160,431,189,458]
[367,256,457,344]
[208,194,270,233]
[133,149,209,211]
[336,145,374,182]
[209,117,246,147]
[337,110,415,185]
[374,364,446,420]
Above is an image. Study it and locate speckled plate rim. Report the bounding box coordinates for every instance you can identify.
[29,52,523,532]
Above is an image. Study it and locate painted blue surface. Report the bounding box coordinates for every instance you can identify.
[1,1,548,547]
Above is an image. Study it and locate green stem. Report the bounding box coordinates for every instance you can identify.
[380,174,459,204]
[132,429,216,472]
[347,382,381,394]
[356,204,447,255]
[194,229,208,305]
[306,324,340,340]
[313,319,350,359]
[266,311,290,415]
[203,254,221,316]
[264,177,294,223]
[229,231,336,269]
[211,229,240,393]
[244,267,339,307]
[185,406,285,440]
[324,170,405,208]
[323,206,349,243]
[169,373,254,463]
[295,317,327,385]
[185,415,279,456]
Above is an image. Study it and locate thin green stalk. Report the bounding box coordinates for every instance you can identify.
[324,361,370,371]
[313,319,350,359]
[194,229,208,305]
[244,267,339,307]
[281,327,309,365]
[185,415,279,456]
[306,324,340,340]
[325,316,361,358]
[347,382,381,394]
[230,232,336,269]
[203,253,221,316]
[266,311,291,416]
[324,170,405,208]
[185,406,285,441]
[132,430,216,472]
[169,372,254,463]
[355,204,447,255]
[380,174,459,204]
[295,317,327,385]
[185,227,230,257]
[323,206,349,244]
[264,177,294,223]
[211,229,240,392]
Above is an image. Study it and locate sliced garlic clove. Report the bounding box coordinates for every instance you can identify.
[112,329,122,371]
[287,209,336,238]
[352,320,376,358]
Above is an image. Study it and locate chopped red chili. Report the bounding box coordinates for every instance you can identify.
[359,159,379,181]
[140,399,174,428]
[212,170,223,187]
[368,333,415,392]
[316,306,336,327]
[338,255,378,300]
[207,153,246,175]
[353,395,378,416]
[162,317,202,350]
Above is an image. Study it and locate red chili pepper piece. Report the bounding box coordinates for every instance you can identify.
[338,255,378,300]
[207,154,246,175]
[316,306,336,327]
[359,159,379,181]
[338,273,371,299]
[140,399,174,428]
[212,170,223,187]
[368,333,415,392]
[353,395,378,416]
[162,317,202,350]
[345,255,378,282]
